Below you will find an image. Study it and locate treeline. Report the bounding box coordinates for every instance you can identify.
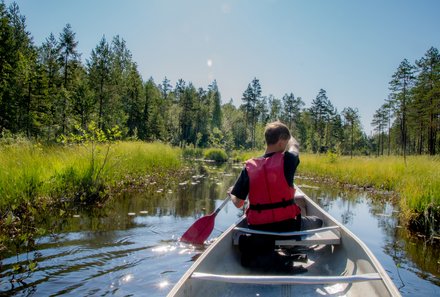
[0,2,367,155]
[1,2,439,156]
[372,48,440,156]
[0,3,225,147]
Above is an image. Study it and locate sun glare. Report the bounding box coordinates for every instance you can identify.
[207,59,213,67]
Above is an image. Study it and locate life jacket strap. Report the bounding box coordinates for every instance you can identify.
[249,199,295,212]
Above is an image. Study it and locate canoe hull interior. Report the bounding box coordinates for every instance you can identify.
[168,191,401,297]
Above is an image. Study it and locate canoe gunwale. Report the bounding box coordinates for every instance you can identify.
[191,272,383,285]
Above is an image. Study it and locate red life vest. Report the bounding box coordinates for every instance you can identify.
[245,152,300,226]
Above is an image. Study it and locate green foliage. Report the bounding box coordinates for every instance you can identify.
[326,151,339,163]
[298,154,440,236]
[204,148,228,162]
[182,146,204,159]
[230,149,264,162]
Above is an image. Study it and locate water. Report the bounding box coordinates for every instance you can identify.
[0,163,438,296]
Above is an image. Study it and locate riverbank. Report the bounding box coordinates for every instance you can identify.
[298,153,440,238]
[0,141,184,259]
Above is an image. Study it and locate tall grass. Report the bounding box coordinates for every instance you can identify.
[0,140,183,268]
[298,153,440,233]
[0,141,182,209]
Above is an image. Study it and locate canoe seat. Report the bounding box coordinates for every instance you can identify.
[191,272,382,285]
[233,226,341,246]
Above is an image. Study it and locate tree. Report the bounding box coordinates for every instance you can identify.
[71,67,94,130]
[414,47,440,155]
[342,107,360,158]
[39,33,60,88]
[282,93,304,134]
[389,59,416,161]
[372,104,389,156]
[208,80,222,130]
[87,36,111,130]
[142,78,165,140]
[241,77,262,148]
[58,23,80,134]
[58,24,79,88]
[0,2,14,134]
[267,95,282,122]
[179,83,197,146]
[309,89,333,152]
[222,99,246,150]
[123,62,144,137]
[0,2,39,137]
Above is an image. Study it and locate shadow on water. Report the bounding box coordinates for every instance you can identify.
[0,163,438,296]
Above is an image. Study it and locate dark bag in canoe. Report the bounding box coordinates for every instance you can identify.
[238,233,307,273]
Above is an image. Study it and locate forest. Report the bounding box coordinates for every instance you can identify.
[1,2,439,156]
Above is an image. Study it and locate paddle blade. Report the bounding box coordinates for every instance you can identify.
[180,214,215,245]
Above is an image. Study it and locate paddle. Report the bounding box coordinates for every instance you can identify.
[180,196,231,245]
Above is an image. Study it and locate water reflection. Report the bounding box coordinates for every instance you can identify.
[299,177,439,296]
[0,163,439,296]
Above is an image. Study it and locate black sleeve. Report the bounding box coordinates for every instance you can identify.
[284,152,300,187]
[231,167,249,200]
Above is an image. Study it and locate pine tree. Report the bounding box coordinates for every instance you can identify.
[87,36,111,130]
[123,62,144,138]
[267,95,282,122]
[389,59,416,161]
[241,77,261,148]
[309,89,333,152]
[179,83,197,146]
[58,23,79,134]
[143,78,165,140]
[282,93,304,134]
[58,24,79,89]
[372,104,390,156]
[71,66,94,130]
[415,47,440,155]
[0,2,13,134]
[209,80,222,130]
[342,107,360,158]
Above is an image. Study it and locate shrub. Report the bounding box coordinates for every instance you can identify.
[204,148,228,162]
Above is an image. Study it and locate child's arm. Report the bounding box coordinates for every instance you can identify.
[286,137,300,155]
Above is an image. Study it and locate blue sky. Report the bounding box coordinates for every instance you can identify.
[5,0,440,133]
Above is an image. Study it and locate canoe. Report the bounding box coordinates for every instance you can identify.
[168,188,401,297]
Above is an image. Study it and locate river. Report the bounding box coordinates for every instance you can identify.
[0,162,438,296]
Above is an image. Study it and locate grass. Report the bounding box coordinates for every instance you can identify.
[0,141,182,210]
[298,153,440,235]
[0,140,183,271]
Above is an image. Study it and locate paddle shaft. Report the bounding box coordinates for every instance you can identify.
[213,195,231,216]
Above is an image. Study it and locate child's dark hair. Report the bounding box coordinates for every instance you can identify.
[264,121,291,145]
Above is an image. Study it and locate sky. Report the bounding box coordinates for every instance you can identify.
[5,0,440,133]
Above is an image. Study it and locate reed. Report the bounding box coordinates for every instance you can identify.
[0,141,182,209]
[298,153,440,226]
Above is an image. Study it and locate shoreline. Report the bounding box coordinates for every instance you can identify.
[297,153,440,239]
